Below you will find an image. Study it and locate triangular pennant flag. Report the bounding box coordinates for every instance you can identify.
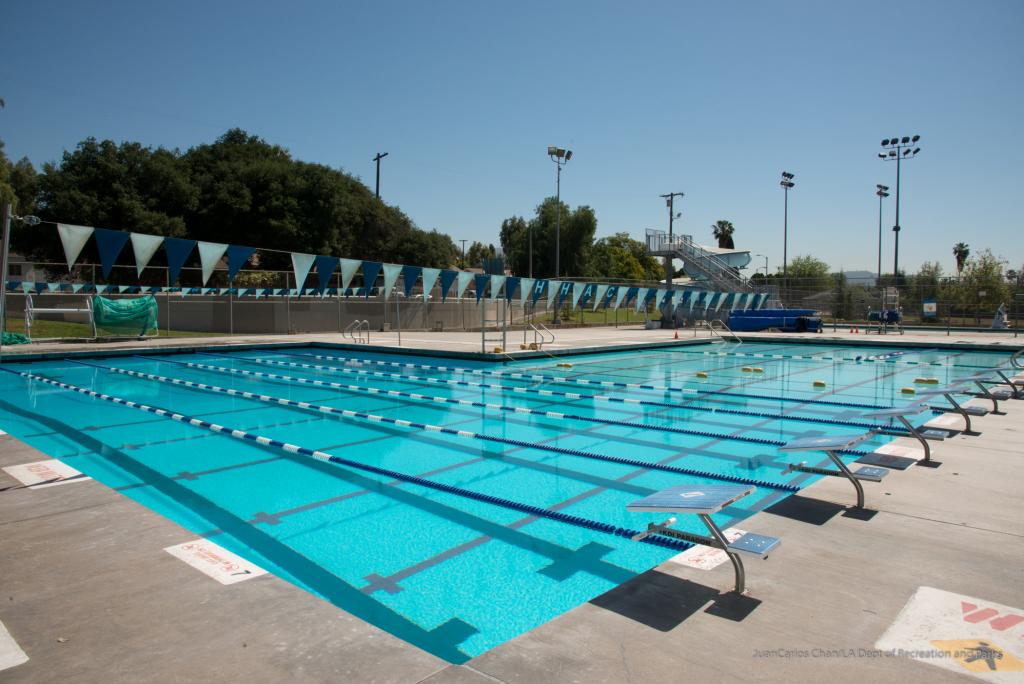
[603,285,618,309]
[395,264,419,296]
[226,245,256,281]
[382,264,403,298]
[421,268,441,302]
[518,278,535,306]
[558,281,574,309]
[676,290,693,311]
[439,270,459,301]
[569,283,586,309]
[592,284,609,311]
[118,285,131,293]
[340,258,361,291]
[93,228,130,278]
[361,261,382,297]
[504,277,520,303]
[314,255,340,292]
[57,224,94,271]
[456,272,474,299]
[71,283,85,294]
[634,287,649,312]
[474,273,491,303]
[688,290,700,313]
[547,280,562,309]
[290,252,316,290]
[197,241,229,286]
[654,289,667,309]
[613,286,628,311]
[130,233,164,276]
[714,292,727,312]
[488,275,506,301]
[532,279,548,307]
[622,287,638,309]
[164,237,197,284]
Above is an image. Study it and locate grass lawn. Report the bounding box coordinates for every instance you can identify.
[4,318,222,340]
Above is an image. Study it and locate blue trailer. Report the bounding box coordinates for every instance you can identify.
[727,308,822,333]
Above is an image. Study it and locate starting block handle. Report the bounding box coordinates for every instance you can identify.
[784,451,868,508]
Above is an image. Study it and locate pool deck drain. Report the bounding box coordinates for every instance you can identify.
[0,328,1021,682]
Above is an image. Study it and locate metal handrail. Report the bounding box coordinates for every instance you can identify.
[530,322,555,349]
[702,319,742,345]
[343,319,370,344]
[359,319,370,344]
[1012,348,1023,369]
[645,230,750,291]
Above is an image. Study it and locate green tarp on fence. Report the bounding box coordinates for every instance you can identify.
[92,295,158,336]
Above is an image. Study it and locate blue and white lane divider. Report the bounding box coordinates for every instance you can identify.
[73,360,802,493]
[194,354,902,434]
[0,366,693,552]
[282,351,895,411]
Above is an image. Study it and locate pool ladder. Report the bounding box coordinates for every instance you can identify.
[702,319,742,345]
[343,319,370,344]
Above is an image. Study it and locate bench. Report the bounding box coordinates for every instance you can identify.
[627,484,781,594]
[779,433,889,509]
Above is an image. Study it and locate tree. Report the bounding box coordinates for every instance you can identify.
[954,249,1009,316]
[498,197,596,278]
[953,242,970,278]
[783,254,831,291]
[589,233,662,281]
[465,241,496,269]
[711,220,735,249]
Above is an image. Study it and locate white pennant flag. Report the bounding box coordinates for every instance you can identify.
[130,233,164,276]
[456,272,474,299]
[290,252,316,290]
[592,284,609,311]
[57,224,95,271]
[518,278,535,306]
[421,267,441,302]
[654,288,667,309]
[613,287,628,311]
[635,287,649,312]
[546,280,562,309]
[197,241,229,286]
[489,275,506,301]
[382,263,403,299]
[340,258,361,292]
[570,283,585,310]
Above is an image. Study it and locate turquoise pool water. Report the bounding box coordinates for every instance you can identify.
[0,341,1013,662]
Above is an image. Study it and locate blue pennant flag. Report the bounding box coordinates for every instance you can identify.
[401,265,423,297]
[531,279,548,306]
[504,277,520,303]
[578,283,596,309]
[556,281,573,309]
[361,261,382,297]
[438,270,458,302]
[164,237,197,284]
[227,245,257,281]
[93,228,131,278]
[604,285,618,308]
[314,255,340,292]
[623,287,639,308]
[474,273,490,303]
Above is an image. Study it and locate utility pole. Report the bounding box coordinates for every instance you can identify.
[372,152,389,199]
[460,239,468,268]
[659,192,684,286]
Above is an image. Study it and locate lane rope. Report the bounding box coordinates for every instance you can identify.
[73,360,802,493]
[0,365,694,552]
[281,350,898,410]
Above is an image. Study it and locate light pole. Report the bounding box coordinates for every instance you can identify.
[0,204,41,348]
[548,145,572,323]
[755,253,769,278]
[875,184,890,282]
[878,135,921,282]
[459,239,467,269]
[780,172,795,294]
[660,192,684,286]
[372,152,389,199]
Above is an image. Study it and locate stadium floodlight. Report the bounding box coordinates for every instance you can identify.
[878,134,923,279]
[547,145,573,320]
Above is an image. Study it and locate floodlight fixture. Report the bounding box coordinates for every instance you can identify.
[881,139,890,146]
[911,134,920,142]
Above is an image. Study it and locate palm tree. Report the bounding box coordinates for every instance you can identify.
[953,242,970,278]
[711,220,735,249]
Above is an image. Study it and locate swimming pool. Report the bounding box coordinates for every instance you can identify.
[0,341,1013,662]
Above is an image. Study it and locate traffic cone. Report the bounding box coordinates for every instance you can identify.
[674,329,679,339]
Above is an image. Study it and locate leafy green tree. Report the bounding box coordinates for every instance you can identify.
[498,197,596,278]
[782,254,831,291]
[465,241,496,269]
[954,249,1009,316]
[711,220,735,249]
[589,232,662,281]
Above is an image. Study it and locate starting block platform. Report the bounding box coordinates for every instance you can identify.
[779,433,890,509]
[860,403,936,466]
[916,384,985,435]
[627,484,781,593]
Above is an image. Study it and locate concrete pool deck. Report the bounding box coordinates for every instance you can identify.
[1,328,1022,682]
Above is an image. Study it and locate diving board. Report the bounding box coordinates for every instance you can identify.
[628,484,781,594]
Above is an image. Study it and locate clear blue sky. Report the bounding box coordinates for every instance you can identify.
[2,0,1021,276]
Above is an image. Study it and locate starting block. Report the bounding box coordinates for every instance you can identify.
[860,403,935,466]
[916,384,983,435]
[779,432,888,509]
[627,484,781,594]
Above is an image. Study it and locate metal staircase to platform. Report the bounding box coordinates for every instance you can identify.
[646,229,752,292]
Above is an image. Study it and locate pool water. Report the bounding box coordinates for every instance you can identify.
[0,341,1012,662]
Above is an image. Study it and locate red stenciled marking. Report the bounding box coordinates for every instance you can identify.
[961,601,1024,631]
[186,544,241,573]
[26,463,62,480]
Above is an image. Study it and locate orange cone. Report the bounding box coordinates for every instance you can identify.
[674,330,679,339]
